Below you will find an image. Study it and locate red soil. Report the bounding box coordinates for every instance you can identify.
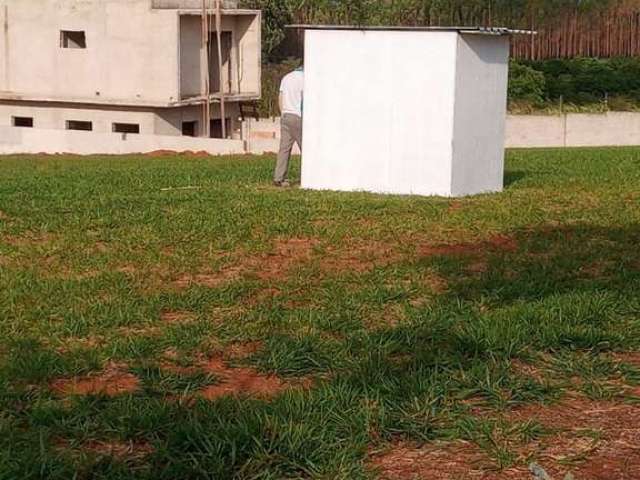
[51,362,140,397]
[199,356,286,400]
[371,396,640,480]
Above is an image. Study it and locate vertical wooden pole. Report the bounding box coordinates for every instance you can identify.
[216,0,226,139]
[201,0,211,137]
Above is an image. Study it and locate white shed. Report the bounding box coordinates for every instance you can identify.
[298,26,527,197]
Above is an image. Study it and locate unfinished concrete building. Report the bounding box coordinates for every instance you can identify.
[0,0,261,153]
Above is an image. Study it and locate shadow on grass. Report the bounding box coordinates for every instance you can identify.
[413,223,640,355]
[503,169,527,187]
[432,223,640,302]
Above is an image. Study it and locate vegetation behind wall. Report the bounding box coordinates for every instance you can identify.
[257,57,640,118]
[509,57,640,113]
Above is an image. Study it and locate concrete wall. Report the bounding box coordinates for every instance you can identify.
[0,100,242,138]
[246,112,640,152]
[178,14,260,100]
[505,115,566,148]
[452,34,508,196]
[5,111,640,158]
[234,14,261,99]
[0,101,158,134]
[0,0,180,105]
[155,103,242,138]
[505,112,640,148]
[0,125,244,155]
[0,0,261,107]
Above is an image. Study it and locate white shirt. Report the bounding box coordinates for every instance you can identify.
[280,69,304,117]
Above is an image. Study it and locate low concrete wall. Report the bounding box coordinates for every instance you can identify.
[3,112,640,157]
[244,117,300,155]
[0,126,245,156]
[507,112,640,148]
[248,112,640,152]
[564,112,640,147]
[505,115,566,148]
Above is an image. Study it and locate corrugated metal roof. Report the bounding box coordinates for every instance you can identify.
[286,25,536,35]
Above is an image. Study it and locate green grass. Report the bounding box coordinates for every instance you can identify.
[0,149,639,479]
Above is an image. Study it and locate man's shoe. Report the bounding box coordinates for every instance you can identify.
[273,180,291,188]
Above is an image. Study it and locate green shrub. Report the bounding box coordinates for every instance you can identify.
[521,57,640,104]
[508,61,546,105]
[507,57,640,112]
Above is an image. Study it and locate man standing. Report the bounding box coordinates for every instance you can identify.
[273,66,304,187]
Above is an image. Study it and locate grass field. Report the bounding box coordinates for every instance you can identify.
[1,149,639,480]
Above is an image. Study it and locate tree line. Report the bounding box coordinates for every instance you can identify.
[241,0,640,61]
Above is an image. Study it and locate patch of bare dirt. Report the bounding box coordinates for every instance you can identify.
[172,265,243,289]
[0,254,12,267]
[51,362,140,397]
[145,150,176,157]
[0,210,9,220]
[366,303,408,329]
[52,268,102,281]
[610,351,640,367]
[510,359,548,384]
[55,437,153,462]
[253,237,318,281]
[311,218,333,228]
[578,260,615,279]
[55,335,104,354]
[416,234,518,258]
[171,237,318,289]
[162,233,513,292]
[116,264,137,275]
[370,440,491,480]
[117,324,162,337]
[246,287,282,306]
[190,150,211,158]
[448,200,464,213]
[224,341,264,360]
[83,439,154,460]
[91,241,109,254]
[321,239,404,274]
[2,231,58,247]
[466,261,489,275]
[505,398,640,479]
[146,150,210,159]
[422,272,449,293]
[160,310,197,324]
[199,356,287,400]
[371,397,640,479]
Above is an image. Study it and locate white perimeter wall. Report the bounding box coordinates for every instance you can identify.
[247,112,640,153]
[301,30,458,196]
[451,34,509,196]
[0,126,244,155]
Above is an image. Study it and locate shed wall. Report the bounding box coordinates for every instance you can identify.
[301,30,458,196]
[451,34,509,196]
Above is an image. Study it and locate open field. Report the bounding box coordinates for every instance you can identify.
[1,149,639,479]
